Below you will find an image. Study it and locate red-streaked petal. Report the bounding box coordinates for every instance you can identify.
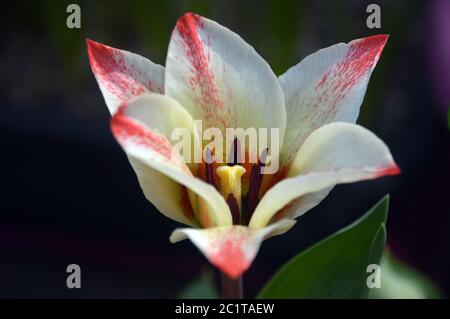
[165,12,286,139]
[250,122,399,228]
[111,94,232,227]
[87,39,164,114]
[170,219,296,278]
[279,35,388,168]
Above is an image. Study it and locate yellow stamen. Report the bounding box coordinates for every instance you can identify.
[216,165,246,209]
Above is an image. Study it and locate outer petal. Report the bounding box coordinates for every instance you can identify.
[87,39,165,114]
[170,219,296,278]
[165,12,286,140]
[279,35,388,167]
[111,94,232,227]
[249,122,399,228]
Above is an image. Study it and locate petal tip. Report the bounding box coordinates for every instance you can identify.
[85,38,95,46]
[86,38,104,55]
[175,12,203,38]
[376,34,389,49]
[86,38,111,71]
[210,240,251,278]
[363,34,389,46]
[169,229,187,243]
[180,11,200,20]
[361,34,389,54]
[350,34,389,63]
[375,164,401,177]
[176,11,201,28]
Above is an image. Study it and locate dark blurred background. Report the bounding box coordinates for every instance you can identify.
[0,0,449,298]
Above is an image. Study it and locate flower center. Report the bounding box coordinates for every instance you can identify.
[198,141,269,226]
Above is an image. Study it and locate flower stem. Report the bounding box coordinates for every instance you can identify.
[220,272,243,299]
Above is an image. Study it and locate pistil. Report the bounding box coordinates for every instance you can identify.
[216,165,246,225]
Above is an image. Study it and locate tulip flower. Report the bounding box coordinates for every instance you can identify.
[87,12,399,295]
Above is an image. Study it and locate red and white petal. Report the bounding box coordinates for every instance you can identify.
[87,39,165,114]
[279,35,388,168]
[165,12,286,139]
[170,219,296,278]
[111,94,232,227]
[249,122,399,228]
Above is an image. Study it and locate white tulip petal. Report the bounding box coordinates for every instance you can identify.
[165,12,286,142]
[87,39,165,114]
[170,219,296,278]
[127,156,197,227]
[249,123,399,228]
[272,187,333,225]
[111,94,232,227]
[279,35,388,167]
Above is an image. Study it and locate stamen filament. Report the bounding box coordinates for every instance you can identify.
[205,148,216,188]
[245,148,268,224]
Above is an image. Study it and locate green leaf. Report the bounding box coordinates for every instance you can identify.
[177,270,219,299]
[258,195,389,299]
[369,251,443,299]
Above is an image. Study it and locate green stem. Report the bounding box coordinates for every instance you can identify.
[221,272,243,299]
